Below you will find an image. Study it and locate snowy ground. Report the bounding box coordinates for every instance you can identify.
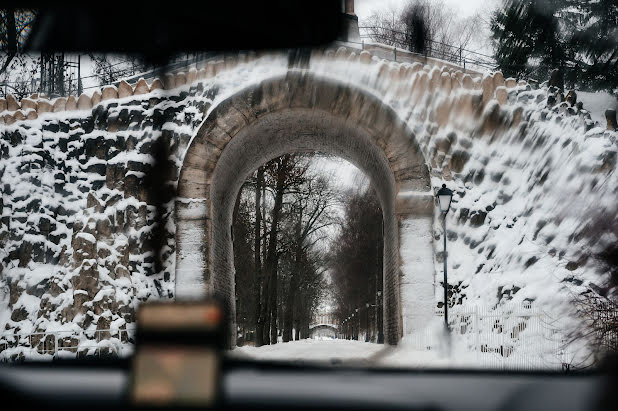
[230,337,480,369]
[231,339,386,366]
[230,329,569,371]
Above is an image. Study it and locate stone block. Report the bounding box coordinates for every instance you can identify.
[163,73,175,90]
[359,50,372,64]
[65,95,77,110]
[101,86,118,101]
[6,94,19,111]
[13,111,25,122]
[492,71,505,89]
[3,113,15,125]
[495,86,508,105]
[462,74,473,90]
[133,78,149,95]
[21,98,37,111]
[77,93,92,110]
[150,78,164,91]
[25,109,37,120]
[481,74,495,106]
[117,80,133,98]
[91,90,102,106]
[52,97,67,112]
[187,68,197,84]
[175,72,186,87]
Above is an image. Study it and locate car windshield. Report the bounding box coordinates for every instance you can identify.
[0,0,616,372]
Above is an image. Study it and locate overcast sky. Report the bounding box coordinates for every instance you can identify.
[355,0,498,20]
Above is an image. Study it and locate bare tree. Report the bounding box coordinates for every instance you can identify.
[330,186,383,341]
[568,206,618,366]
[89,54,149,86]
[0,8,36,76]
[362,0,485,61]
[233,154,340,346]
[281,174,339,342]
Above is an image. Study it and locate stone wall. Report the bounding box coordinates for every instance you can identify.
[0,46,616,356]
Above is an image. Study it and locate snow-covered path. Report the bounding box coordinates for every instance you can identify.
[231,339,387,365]
[230,337,466,368]
[230,334,566,370]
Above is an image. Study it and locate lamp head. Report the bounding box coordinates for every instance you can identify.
[437,184,454,214]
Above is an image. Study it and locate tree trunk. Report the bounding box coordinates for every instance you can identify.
[262,275,271,345]
[269,255,278,344]
[254,167,264,347]
[263,157,288,344]
[283,212,303,342]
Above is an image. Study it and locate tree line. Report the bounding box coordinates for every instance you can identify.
[232,154,339,346]
[329,186,384,342]
[232,154,386,346]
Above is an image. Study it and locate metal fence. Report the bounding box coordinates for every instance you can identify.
[358,26,498,72]
[403,303,574,370]
[0,303,608,370]
[0,327,136,361]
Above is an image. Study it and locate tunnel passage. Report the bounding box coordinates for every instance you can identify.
[175,72,435,346]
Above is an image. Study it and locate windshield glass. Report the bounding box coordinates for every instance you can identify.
[0,0,617,371]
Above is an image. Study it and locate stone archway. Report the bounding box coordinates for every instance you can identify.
[175,72,435,346]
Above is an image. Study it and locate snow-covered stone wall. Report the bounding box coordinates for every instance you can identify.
[0,47,616,358]
[0,76,209,355]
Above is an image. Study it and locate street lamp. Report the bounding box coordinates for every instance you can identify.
[377,290,383,343]
[365,302,370,342]
[437,184,454,330]
[355,308,359,340]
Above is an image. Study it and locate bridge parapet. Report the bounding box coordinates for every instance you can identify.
[1,45,612,132]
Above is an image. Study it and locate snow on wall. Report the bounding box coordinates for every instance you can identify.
[0,54,287,358]
[0,46,616,359]
[308,48,617,335]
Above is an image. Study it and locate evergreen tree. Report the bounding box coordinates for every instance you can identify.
[491,0,617,92]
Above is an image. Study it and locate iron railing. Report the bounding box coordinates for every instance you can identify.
[0,327,136,361]
[358,26,498,71]
[402,303,575,370]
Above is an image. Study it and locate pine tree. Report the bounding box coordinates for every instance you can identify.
[491,0,617,92]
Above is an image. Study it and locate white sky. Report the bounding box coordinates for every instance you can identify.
[355,0,498,20]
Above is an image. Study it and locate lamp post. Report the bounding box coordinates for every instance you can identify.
[365,302,370,342]
[377,290,383,343]
[355,308,359,340]
[347,316,351,339]
[437,184,454,330]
